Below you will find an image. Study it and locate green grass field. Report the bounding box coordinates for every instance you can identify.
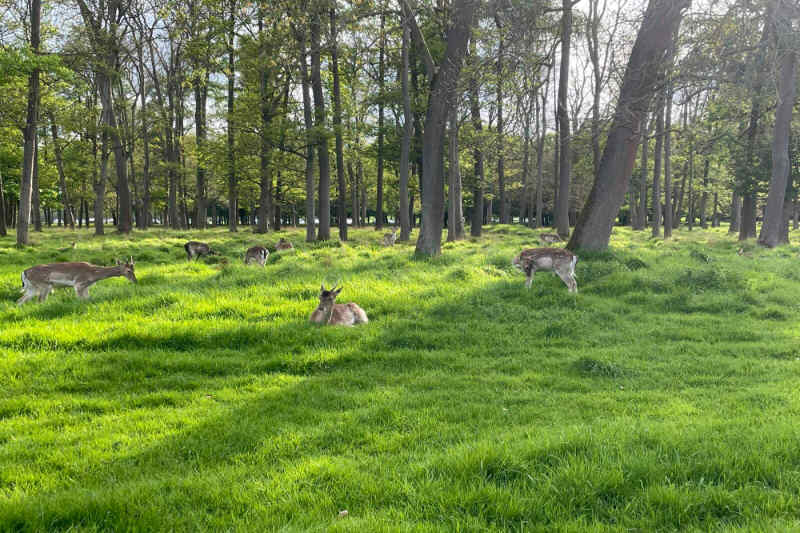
[2,225,800,531]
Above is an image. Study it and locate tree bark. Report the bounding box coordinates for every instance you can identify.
[226,0,237,232]
[311,7,330,240]
[399,5,412,241]
[496,13,508,224]
[18,0,40,246]
[635,119,649,230]
[49,113,75,229]
[555,0,572,237]
[758,4,797,247]
[567,0,687,251]
[699,158,710,229]
[469,42,484,237]
[331,6,347,240]
[0,166,6,237]
[413,0,477,256]
[447,106,464,241]
[376,10,386,230]
[652,96,664,237]
[663,84,673,238]
[535,88,547,229]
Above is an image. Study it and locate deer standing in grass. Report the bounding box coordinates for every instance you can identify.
[309,285,369,326]
[539,233,563,245]
[184,241,217,261]
[512,248,578,292]
[276,238,294,250]
[244,246,269,266]
[382,228,399,246]
[17,258,137,305]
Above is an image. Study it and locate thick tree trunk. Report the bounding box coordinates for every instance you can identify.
[399,6,412,241]
[567,0,687,251]
[297,33,316,242]
[758,10,796,248]
[729,193,740,233]
[18,0,40,246]
[331,7,347,241]
[94,128,109,236]
[311,7,330,240]
[555,0,572,237]
[414,0,477,256]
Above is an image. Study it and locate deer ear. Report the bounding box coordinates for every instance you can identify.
[129,256,134,266]
[320,284,326,292]
[115,258,121,266]
[333,287,342,296]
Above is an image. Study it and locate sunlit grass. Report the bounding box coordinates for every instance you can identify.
[2,224,800,531]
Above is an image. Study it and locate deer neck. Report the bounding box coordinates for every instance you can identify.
[90,265,123,282]
[318,302,335,324]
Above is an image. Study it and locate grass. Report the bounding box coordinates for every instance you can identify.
[2,224,800,531]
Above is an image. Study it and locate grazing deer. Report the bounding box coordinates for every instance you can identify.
[184,241,217,261]
[17,258,137,305]
[245,246,269,266]
[539,233,563,245]
[309,285,369,326]
[382,227,399,246]
[276,237,294,250]
[512,248,578,292]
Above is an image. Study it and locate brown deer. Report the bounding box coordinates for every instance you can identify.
[539,233,563,245]
[244,246,269,266]
[184,241,217,261]
[382,227,399,246]
[512,248,578,292]
[18,258,137,305]
[276,237,294,250]
[309,285,369,326]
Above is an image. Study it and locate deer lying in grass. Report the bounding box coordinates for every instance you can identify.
[276,238,294,250]
[245,246,269,266]
[18,258,137,305]
[539,233,563,245]
[512,248,578,292]
[309,285,368,326]
[185,241,217,261]
[382,228,399,246]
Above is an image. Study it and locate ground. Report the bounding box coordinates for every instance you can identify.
[1,225,800,532]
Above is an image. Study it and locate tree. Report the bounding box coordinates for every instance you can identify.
[409,0,477,257]
[567,0,688,251]
[555,0,573,238]
[331,5,347,240]
[18,0,41,246]
[311,4,331,240]
[758,0,797,247]
[398,0,412,241]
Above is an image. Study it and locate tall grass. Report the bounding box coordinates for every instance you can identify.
[2,225,800,531]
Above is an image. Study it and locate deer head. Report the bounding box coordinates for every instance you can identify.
[115,257,137,283]
[318,284,342,309]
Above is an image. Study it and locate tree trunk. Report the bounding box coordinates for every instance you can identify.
[758,8,796,248]
[399,5,412,241]
[567,0,687,251]
[32,142,42,232]
[95,127,109,236]
[496,14,508,224]
[194,77,207,229]
[18,0,40,246]
[699,158,710,229]
[535,89,547,229]
[331,6,347,240]
[311,7,330,240]
[376,10,385,230]
[226,0,237,232]
[0,166,6,237]
[635,120,649,230]
[555,0,572,237]
[413,0,477,256]
[652,96,664,237]
[349,161,359,229]
[447,106,464,241]
[663,85,673,238]
[469,42,484,237]
[49,113,74,229]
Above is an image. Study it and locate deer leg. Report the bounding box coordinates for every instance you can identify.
[17,289,35,305]
[525,266,535,289]
[556,270,575,292]
[75,284,90,300]
[38,285,52,302]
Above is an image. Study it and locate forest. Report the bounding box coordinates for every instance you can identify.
[0,0,796,253]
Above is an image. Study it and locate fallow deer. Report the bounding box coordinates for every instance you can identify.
[382,227,399,246]
[512,248,578,292]
[184,241,217,261]
[276,238,294,250]
[17,258,137,305]
[244,246,269,266]
[539,233,563,245]
[309,285,368,326]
